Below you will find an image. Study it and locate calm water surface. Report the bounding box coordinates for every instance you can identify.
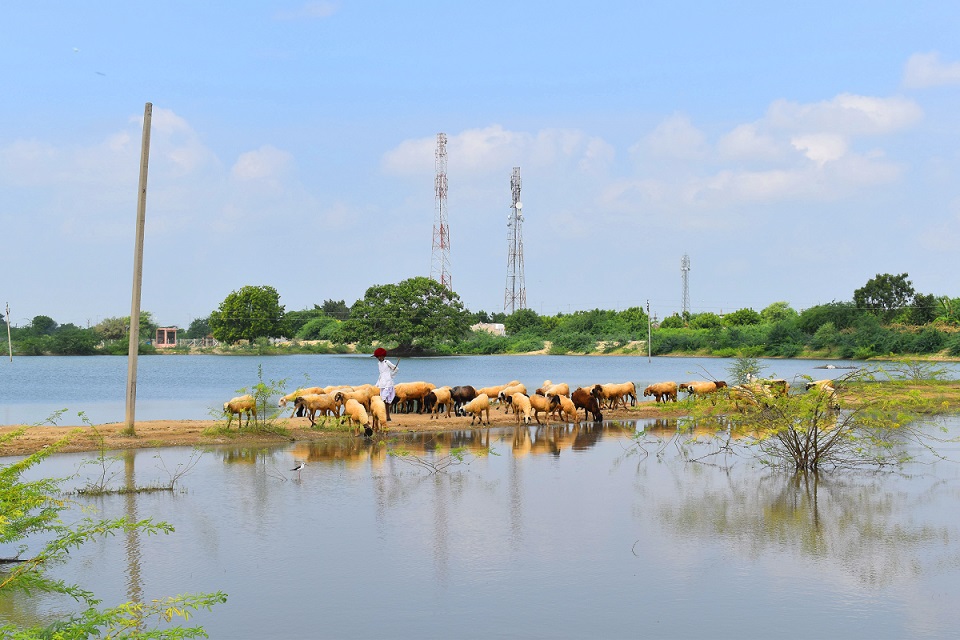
[3,417,960,639]
[0,354,896,425]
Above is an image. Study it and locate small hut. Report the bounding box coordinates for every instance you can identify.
[155,327,178,348]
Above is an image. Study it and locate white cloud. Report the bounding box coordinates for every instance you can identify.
[274,1,339,21]
[903,52,960,88]
[717,124,785,162]
[766,94,922,135]
[231,145,295,182]
[791,133,848,166]
[631,113,707,161]
[381,125,613,176]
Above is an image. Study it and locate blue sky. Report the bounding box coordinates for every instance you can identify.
[3,1,959,329]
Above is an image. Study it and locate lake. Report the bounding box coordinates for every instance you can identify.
[3,415,960,638]
[0,353,891,426]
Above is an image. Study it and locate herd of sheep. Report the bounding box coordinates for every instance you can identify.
[222,376,840,434]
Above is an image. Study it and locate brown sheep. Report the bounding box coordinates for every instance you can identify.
[224,395,256,428]
[369,395,389,432]
[594,382,636,409]
[643,381,678,403]
[572,387,603,422]
[393,381,436,413]
[461,393,491,425]
[529,393,561,426]
[278,387,324,413]
[680,381,718,397]
[554,394,580,426]
[343,398,370,436]
[424,386,454,419]
[450,385,477,415]
[498,383,528,413]
[511,392,533,425]
[293,393,340,426]
[535,382,570,398]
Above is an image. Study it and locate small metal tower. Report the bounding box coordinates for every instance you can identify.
[681,253,691,316]
[504,167,526,313]
[430,133,452,289]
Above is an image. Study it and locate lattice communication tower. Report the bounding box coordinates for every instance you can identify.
[504,167,526,313]
[430,133,452,289]
[681,253,691,316]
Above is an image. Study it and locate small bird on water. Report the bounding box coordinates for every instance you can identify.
[291,461,304,480]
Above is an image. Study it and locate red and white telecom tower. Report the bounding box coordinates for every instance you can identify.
[504,167,526,313]
[430,133,452,289]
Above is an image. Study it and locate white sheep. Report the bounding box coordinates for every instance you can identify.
[498,383,528,413]
[425,386,454,419]
[224,395,256,428]
[278,386,323,409]
[461,393,491,425]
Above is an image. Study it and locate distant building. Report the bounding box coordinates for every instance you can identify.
[155,327,178,348]
[471,322,506,337]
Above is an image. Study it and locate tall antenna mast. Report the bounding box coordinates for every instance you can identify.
[430,133,452,289]
[504,167,526,313]
[681,253,691,317]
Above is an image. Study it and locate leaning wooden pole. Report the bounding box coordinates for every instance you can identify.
[124,102,152,435]
[5,302,12,362]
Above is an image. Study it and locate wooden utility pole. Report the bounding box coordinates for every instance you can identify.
[5,302,11,362]
[647,300,651,363]
[124,102,152,435]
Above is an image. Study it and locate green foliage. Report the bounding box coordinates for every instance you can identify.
[504,308,546,336]
[723,308,761,326]
[712,368,934,471]
[321,299,350,319]
[343,277,470,351]
[726,353,764,385]
[0,426,225,637]
[296,314,341,341]
[760,301,798,324]
[29,315,58,335]
[659,313,685,329]
[209,285,285,344]
[689,312,722,329]
[184,316,211,339]
[797,301,859,334]
[854,272,915,322]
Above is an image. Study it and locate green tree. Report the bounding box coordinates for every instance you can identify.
[909,293,938,325]
[51,326,100,355]
[797,301,859,334]
[723,308,762,326]
[689,312,722,329]
[760,301,798,324]
[30,315,58,336]
[343,277,469,351]
[185,315,211,339]
[503,308,546,336]
[0,428,226,636]
[209,285,285,344]
[854,273,915,322]
[659,313,685,329]
[321,299,350,320]
[93,312,157,341]
[283,306,326,337]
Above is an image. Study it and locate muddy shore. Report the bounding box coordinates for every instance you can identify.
[0,404,678,458]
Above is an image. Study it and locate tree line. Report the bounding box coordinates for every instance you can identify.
[3,272,959,358]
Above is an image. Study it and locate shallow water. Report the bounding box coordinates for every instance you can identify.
[4,416,960,638]
[0,353,888,425]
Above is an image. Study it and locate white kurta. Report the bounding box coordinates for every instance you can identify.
[376,359,398,403]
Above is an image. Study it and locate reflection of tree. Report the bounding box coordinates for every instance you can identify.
[638,465,958,587]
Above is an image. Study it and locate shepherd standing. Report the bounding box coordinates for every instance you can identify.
[372,347,399,421]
